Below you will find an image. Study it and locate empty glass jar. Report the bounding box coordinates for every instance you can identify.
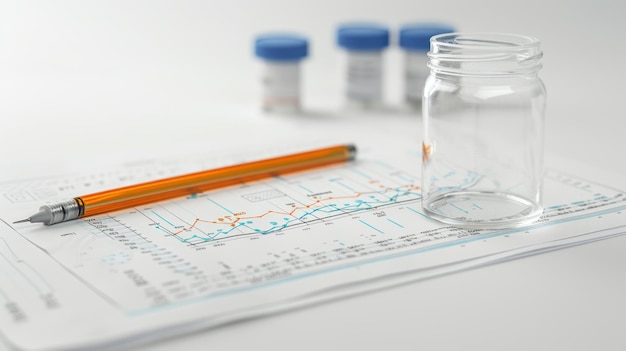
[421,33,546,229]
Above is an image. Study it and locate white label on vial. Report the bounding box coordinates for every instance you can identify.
[261,62,300,111]
[345,52,382,102]
[405,52,429,104]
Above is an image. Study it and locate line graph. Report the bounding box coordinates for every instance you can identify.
[140,161,422,245]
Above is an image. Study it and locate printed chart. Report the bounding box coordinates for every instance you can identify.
[20,159,626,313]
[0,149,625,350]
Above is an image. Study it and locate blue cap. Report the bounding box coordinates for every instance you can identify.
[337,23,390,51]
[399,23,456,51]
[255,34,309,61]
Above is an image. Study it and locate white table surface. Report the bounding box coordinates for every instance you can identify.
[1,1,625,350]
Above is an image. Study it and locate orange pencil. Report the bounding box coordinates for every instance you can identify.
[14,144,357,225]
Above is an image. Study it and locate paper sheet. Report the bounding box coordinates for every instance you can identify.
[1,144,625,351]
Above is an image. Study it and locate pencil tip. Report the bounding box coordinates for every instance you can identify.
[13,218,30,224]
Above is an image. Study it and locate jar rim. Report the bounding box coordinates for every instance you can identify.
[430,32,541,51]
[427,32,543,76]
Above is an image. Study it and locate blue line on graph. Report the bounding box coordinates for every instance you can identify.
[451,203,468,214]
[443,171,455,178]
[206,197,233,215]
[387,218,404,228]
[155,225,184,241]
[156,223,229,243]
[359,219,384,234]
[158,186,421,243]
[406,206,428,218]
[151,210,176,227]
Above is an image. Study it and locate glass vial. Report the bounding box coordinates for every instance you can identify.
[422,33,546,229]
[399,23,455,109]
[254,34,309,113]
[336,23,389,109]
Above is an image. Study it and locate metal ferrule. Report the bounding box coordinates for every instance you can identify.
[40,198,82,225]
[346,144,357,161]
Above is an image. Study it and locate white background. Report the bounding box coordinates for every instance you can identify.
[1,1,626,350]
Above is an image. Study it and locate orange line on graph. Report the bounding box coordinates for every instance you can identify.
[169,183,419,236]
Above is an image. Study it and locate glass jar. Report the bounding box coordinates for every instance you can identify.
[421,33,546,229]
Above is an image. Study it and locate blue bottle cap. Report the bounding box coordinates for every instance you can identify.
[337,23,390,51]
[399,23,456,51]
[255,34,309,61]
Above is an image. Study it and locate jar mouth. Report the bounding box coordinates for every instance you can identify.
[432,32,540,50]
[428,33,543,76]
